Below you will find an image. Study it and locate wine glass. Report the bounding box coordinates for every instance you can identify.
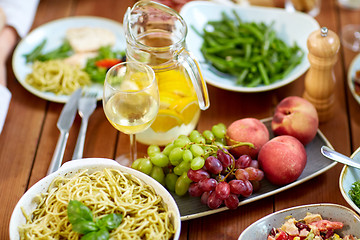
[103,62,159,166]
[338,0,360,52]
[341,24,360,52]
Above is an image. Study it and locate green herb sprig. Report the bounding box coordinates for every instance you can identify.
[67,200,123,240]
[349,180,360,208]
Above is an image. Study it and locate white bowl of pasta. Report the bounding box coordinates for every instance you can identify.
[9,158,181,240]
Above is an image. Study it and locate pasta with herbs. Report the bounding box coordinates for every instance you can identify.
[19,168,176,240]
[25,60,91,95]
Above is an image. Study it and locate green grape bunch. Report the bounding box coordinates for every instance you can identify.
[131,123,264,210]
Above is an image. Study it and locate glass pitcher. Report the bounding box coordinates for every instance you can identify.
[124,0,210,146]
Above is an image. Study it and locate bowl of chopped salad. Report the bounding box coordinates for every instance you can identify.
[180,1,320,92]
[238,203,360,240]
[340,147,360,215]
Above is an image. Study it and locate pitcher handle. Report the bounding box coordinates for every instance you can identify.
[177,49,210,110]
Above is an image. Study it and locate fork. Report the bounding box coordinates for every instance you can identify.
[72,91,97,160]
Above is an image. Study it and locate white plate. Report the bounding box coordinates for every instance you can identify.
[12,16,126,103]
[339,146,360,215]
[347,53,360,105]
[180,1,320,92]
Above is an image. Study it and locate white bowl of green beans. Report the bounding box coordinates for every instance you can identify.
[180,1,320,92]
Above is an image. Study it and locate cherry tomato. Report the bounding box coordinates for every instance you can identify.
[95,59,122,69]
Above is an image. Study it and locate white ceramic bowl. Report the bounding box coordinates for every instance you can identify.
[238,203,360,239]
[180,1,320,92]
[9,158,181,240]
[340,147,360,215]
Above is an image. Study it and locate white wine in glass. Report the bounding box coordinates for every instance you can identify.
[103,62,159,166]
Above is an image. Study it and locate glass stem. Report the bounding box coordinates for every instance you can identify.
[129,133,137,163]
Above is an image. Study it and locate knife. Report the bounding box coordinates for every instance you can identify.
[47,89,82,175]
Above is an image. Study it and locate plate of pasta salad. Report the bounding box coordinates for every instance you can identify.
[12,16,126,103]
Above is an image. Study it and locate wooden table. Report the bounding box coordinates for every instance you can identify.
[1,0,360,239]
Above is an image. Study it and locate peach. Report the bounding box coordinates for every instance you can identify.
[258,135,307,186]
[271,96,318,145]
[226,118,269,159]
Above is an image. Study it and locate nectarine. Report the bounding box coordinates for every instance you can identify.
[272,96,318,145]
[258,135,307,186]
[226,118,269,159]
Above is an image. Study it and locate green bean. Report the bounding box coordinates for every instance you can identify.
[262,22,275,56]
[236,69,249,85]
[233,37,255,44]
[250,55,264,63]
[232,58,253,68]
[23,39,73,63]
[205,43,237,54]
[263,58,276,75]
[191,25,203,37]
[222,15,238,34]
[218,49,245,57]
[211,37,254,47]
[202,32,222,47]
[239,23,263,41]
[244,43,252,60]
[257,62,270,85]
[203,30,228,39]
[202,53,229,72]
[232,10,242,25]
[38,41,72,61]
[281,55,303,77]
[23,39,47,63]
[245,76,261,87]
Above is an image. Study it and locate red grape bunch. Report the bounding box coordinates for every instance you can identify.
[187,149,264,209]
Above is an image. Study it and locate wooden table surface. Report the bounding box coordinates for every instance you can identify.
[1,0,360,239]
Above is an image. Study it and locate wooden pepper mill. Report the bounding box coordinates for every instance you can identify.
[303,27,340,122]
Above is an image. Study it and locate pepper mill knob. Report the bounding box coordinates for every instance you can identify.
[303,27,340,122]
